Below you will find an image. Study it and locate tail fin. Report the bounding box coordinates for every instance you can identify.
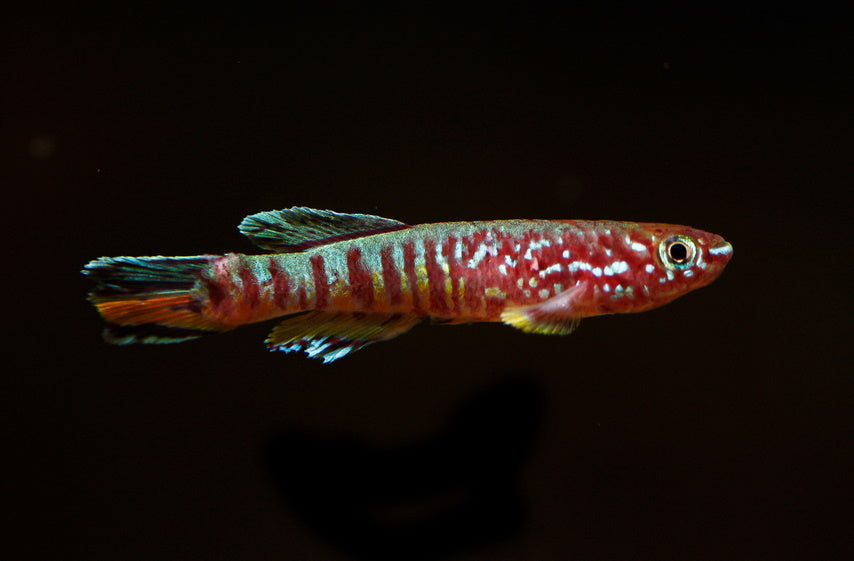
[82,255,226,344]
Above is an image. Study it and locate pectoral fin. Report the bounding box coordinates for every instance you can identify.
[266,311,422,362]
[500,282,587,335]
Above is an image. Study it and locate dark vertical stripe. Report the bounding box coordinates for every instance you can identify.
[238,262,260,309]
[346,248,374,309]
[402,241,422,313]
[203,256,235,318]
[202,276,226,309]
[309,255,328,309]
[446,235,462,314]
[463,276,482,315]
[498,233,516,295]
[267,257,291,309]
[463,233,483,314]
[380,245,402,307]
[423,239,450,315]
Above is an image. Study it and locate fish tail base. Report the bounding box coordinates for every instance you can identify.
[83,255,228,344]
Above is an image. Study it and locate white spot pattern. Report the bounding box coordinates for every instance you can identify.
[568,261,593,273]
[529,238,551,251]
[610,261,629,274]
[467,239,498,269]
[538,263,562,278]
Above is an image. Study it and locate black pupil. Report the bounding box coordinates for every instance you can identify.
[669,242,688,262]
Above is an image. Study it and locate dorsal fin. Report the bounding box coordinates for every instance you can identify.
[238,207,409,252]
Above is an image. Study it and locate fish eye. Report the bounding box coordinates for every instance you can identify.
[668,242,688,262]
[659,235,697,270]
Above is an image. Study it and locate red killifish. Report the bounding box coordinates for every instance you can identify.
[83,207,733,362]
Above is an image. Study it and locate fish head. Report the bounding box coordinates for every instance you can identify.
[626,223,733,312]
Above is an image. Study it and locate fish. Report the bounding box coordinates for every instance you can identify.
[83,207,733,362]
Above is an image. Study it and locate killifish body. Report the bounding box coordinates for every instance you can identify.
[84,207,733,362]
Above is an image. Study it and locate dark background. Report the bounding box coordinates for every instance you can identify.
[5,4,851,560]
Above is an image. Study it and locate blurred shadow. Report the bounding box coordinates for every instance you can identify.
[265,374,545,560]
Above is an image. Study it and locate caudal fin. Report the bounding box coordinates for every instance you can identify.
[82,255,226,344]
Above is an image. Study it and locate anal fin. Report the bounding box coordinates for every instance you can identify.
[500,282,587,335]
[266,311,421,362]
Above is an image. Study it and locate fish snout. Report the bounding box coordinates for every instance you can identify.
[707,239,734,265]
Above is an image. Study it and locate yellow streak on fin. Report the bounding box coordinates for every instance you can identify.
[500,282,587,335]
[500,306,580,335]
